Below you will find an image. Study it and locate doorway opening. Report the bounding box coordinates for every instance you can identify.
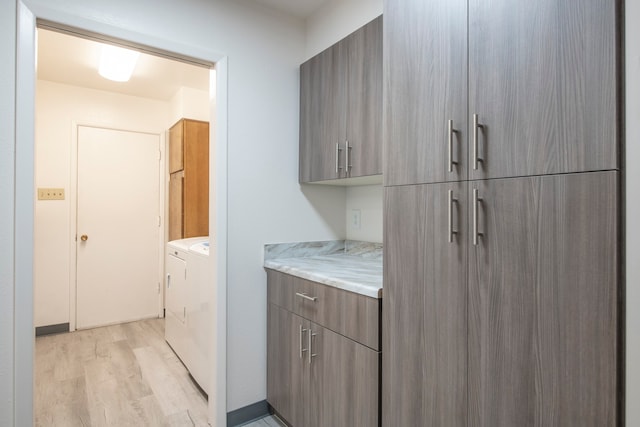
[35,27,211,332]
[15,7,228,425]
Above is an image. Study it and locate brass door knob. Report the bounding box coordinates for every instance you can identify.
[80,235,88,241]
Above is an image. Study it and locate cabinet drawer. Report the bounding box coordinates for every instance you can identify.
[267,269,380,350]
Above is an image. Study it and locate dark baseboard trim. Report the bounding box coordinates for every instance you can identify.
[227,400,270,426]
[35,322,69,337]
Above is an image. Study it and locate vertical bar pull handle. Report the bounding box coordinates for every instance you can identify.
[299,325,308,359]
[472,114,483,170]
[167,274,171,288]
[308,328,317,364]
[344,140,351,177]
[335,143,342,175]
[448,190,458,243]
[448,120,458,173]
[473,188,484,245]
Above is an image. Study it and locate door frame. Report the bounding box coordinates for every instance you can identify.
[70,124,165,331]
[15,2,229,426]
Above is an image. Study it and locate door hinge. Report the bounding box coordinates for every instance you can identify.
[158,150,161,161]
[158,282,161,294]
[158,216,161,227]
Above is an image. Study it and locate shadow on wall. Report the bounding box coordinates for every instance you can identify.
[300,184,347,237]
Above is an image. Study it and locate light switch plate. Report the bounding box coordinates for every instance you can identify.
[38,188,65,200]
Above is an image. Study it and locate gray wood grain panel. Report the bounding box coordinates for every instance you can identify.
[384,0,468,186]
[383,183,468,426]
[288,314,307,427]
[268,269,380,350]
[468,0,618,179]
[346,15,383,178]
[307,323,379,427]
[267,269,294,312]
[468,172,619,427]
[267,304,293,425]
[299,42,347,183]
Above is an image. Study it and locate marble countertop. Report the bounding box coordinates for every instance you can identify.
[263,240,382,299]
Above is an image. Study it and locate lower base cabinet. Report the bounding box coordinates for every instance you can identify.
[267,271,380,427]
[383,171,619,427]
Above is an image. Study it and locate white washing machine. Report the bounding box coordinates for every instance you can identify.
[165,237,207,370]
[187,240,213,394]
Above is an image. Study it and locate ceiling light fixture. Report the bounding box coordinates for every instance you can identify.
[98,44,140,82]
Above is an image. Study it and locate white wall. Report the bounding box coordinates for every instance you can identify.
[304,0,383,60]
[170,86,210,125]
[34,80,172,328]
[627,0,640,424]
[0,0,17,423]
[345,185,383,242]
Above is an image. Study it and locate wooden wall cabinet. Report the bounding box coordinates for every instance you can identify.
[266,270,380,427]
[384,0,619,186]
[383,172,619,426]
[299,16,382,183]
[168,119,209,241]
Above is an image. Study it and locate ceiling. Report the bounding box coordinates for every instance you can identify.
[251,0,329,18]
[37,29,210,101]
[36,0,330,100]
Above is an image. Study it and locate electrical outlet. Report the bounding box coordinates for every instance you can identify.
[38,188,65,200]
[351,209,361,230]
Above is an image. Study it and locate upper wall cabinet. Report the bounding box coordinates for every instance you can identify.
[384,0,468,186]
[299,16,383,184]
[384,0,619,186]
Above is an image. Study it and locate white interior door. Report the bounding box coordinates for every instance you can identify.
[76,125,161,329]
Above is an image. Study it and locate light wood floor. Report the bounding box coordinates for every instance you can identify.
[36,318,285,427]
[36,318,209,426]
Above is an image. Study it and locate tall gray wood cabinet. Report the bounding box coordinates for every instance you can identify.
[383,0,622,425]
[384,172,620,426]
[299,16,382,183]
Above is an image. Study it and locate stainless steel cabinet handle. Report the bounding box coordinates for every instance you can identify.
[295,292,317,302]
[299,325,308,359]
[335,143,342,174]
[448,190,458,243]
[473,188,484,245]
[167,274,171,288]
[308,328,317,364]
[345,140,351,176]
[472,114,483,170]
[448,119,458,173]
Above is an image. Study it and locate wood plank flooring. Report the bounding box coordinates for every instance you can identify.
[35,318,208,427]
[36,318,286,427]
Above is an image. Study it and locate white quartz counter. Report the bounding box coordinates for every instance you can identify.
[264,240,383,299]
